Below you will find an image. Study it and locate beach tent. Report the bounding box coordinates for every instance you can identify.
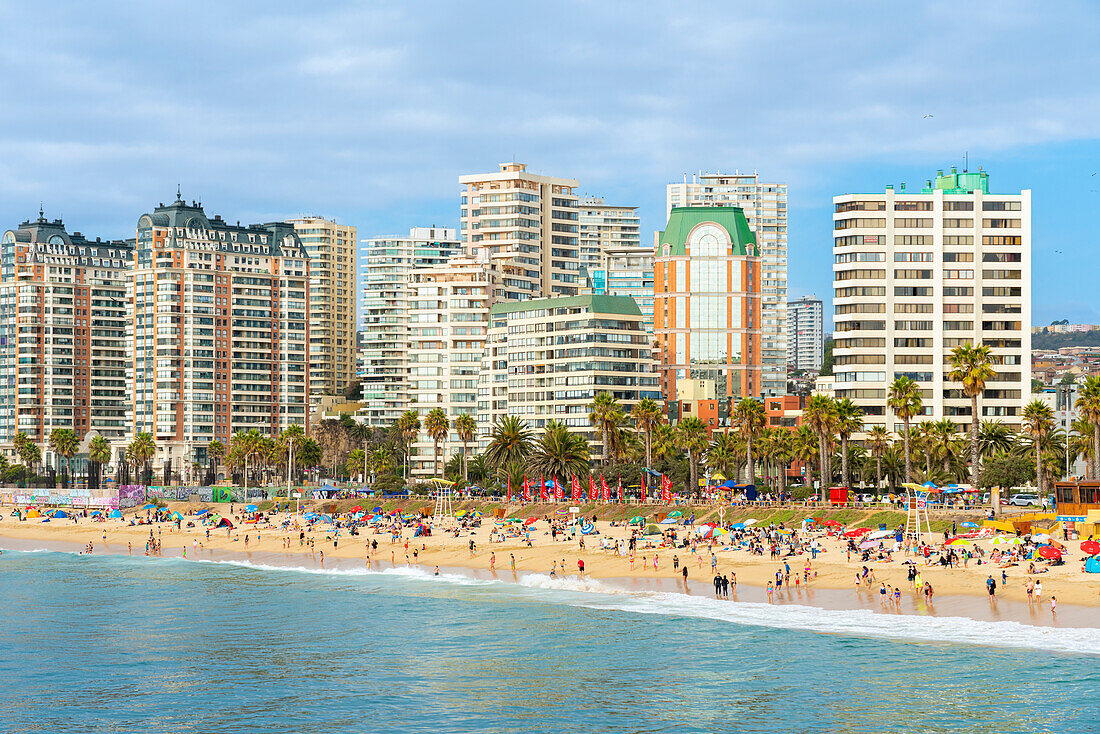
[52,510,69,519]
[171,511,184,522]
[643,523,661,536]
[107,509,123,518]
[1086,556,1100,573]
[25,509,41,518]
[214,517,234,529]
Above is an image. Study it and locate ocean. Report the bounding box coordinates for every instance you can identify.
[0,549,1096,733]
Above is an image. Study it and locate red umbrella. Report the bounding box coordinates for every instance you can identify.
[844,527,871,538]
[1036,546,1062,560]
[524,517,537,526]
[350,505,363,513]
[1081,540,1100,556]
[822,520,842,527]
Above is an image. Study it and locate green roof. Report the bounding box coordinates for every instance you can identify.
[490,294,641,317]
[657,206,756,257]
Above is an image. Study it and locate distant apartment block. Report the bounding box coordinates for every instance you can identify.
[581,246,655,339]
[787,295,824,372]
[577,197,640,269]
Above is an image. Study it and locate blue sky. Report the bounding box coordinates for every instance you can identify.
[1,1,1098,325]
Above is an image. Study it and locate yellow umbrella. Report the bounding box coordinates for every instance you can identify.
[948,538,971,547]
[712,472,726,482]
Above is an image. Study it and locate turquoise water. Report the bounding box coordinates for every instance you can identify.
[0,550,1096,734]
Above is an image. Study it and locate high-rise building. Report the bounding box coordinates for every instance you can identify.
[459,162,580,301]
[666,171,787,395]
[787,295,824,372]
[131,194,311,468]
[578,197,640,269]
[581,246,655,340]
[832,167,1030,433]
[653,207,762,426]
[407,256,494,477]
[479,294,659,457]
[0,212,131,459]
[357,227,460,428]
[287,216,357,398]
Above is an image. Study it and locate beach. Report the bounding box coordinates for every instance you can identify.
[4,501,1098,624]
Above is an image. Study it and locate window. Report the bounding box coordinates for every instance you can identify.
[835,303,885,314]
[894,286,932,297]
[983,219,1021,228]
[943,252,973,262]
[834,337,886,348]
[835,234,885,247]
[943,269,974,279]
[894,201,933,211]
[894,235,932,245]
[982,252,1021,262]
[983,304,1021,314]
[835,218,886,230]
[895,338,931,347]
[944,235,974,245]
[894,252,933,262]
[943,287,973,297]
[982,269,1021,280]
[835,354,886,365]
[943,218,973,228]
[982,201,1022,211]
[894,303,933,313]
[943,303,973,313]
[944,201,974,211]
[894,320,933,330]
[894,218,932,228]
[836,252,885,263]
[836,269,885,280]
[983,235,1021,246]
[835,286,886,298]
[983,287,1021,297]
[835,320,886,332]
[894,269,932,279]
[836,201,885,212]
[895,354,933,364]
[982,321,1021,331]
[943,320,973,330]
[895,371,933,381]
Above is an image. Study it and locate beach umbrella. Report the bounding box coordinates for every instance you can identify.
[867,529,892,540]
[195,509,209,516]
[1031,533,1051,543]
[947,538,972,547]
[1036,546,1062,560]
[666,510,683,519]
[959,521,979,528]
[351,505,363,513]
[859,539,879,550]
[524,517,537,526]
[171,511,184,522]
[245,504,258,513]
[730,522,746,530]
[696,526,713,537]
[743,519,758,526]
[844,527,871,538]
[142,503,157,510]
[1081,540,1100,556]
[90,510,102,517]
[627,516,644,525]
[822,519,841,527]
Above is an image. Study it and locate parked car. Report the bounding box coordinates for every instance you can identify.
[1008,493,1040,507]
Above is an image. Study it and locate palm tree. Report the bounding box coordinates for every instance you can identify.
[368,446,393,478]
[947,342,997,487]
[631,397,663,472]
[424,408,450,479]
[22,442,41,487]
[706,432,740,482]
[927,419,959,474]
[866,425,891,493]
[484,415,533,473]
[978,420,1014,460]
[834,398,863,489]
[674,417,709,495]
[887,376,923,483]
[588,392,622,465]
[767,428,793,494]
[731,398,765,485]
[1021,399,1056,498]
[793,424,818,486]
[453,413,477,483]
[528,421,590,486]
[1077,375,1100,480]
[803,394,838,485]
[207,439,225,482]
[280,424,305,490]
[395,409,421,480]
[296,437,322,478]
[49,428,79,486]
[88,435,111,490]
[346,449,365,478]
[128,432,156,485]
[1070,416,1095,479]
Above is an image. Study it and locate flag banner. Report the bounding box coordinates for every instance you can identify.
[601,475,610,503]
[618,475,623,504]
[554,477,564,502]
[661,474,672,504]
[571,475,582,501]
[523,475,531,503]
[589,475,598,502]
[540,476,549,503]
[507,476,512,503]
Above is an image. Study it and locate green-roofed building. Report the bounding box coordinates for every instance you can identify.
[653,206,764,424]
[478,294,661,456]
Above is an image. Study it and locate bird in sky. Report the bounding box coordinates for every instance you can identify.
[923,114,934,118]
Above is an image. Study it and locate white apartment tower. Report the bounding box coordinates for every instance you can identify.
[787,295,824,372]
[666,171,787,395]
[577,196,641,269]
[460,162,580,301]
[832,168,1030,433]
[358,227,460,428]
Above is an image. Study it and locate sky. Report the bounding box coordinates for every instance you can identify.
[1,1,1098,325]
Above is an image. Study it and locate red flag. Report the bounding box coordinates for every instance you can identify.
[661,474,672,504]
[571,475,582,501]
[589,475,598,502]
[507,476,512,503]
[618,475,623,504]
[601,475,610,503]
[554,477,564,502]
[540,476,549,503]
[523,475,531,502]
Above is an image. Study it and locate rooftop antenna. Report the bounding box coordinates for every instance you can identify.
[964,151,968,172]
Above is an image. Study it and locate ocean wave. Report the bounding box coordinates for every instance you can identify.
[516,573,1100,656]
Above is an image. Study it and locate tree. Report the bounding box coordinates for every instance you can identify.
[1070,416,1095,479]
[49,428,79,486]
[866,425,891,493]
[297,437,323,475]
[927,419,959,474]
[588,392,622,465]
[280,424,306,490]
[792,425,818,485]
[528,421,590,487]
[484,415,533,473]
[803,394,837,485]
[887,376,923,483]
[731,398,765,485]
[88,435,111,490]
[979,452,1034,489]
[819,337,834,377]
[1077,375,1100,480]
[765,428,793,494]
[834,398,863,489]
[977,420,1013,460]
[1021,400,1056,497]
[453,413,477,483]
[706,432,740,481]
[424,408,450,479]
[346,448,365,478]
[395,409,421,479]
[127,432,156,484]
[947,342,996,487]
[631,397,663,472]
[207,439,225,482]
[674,417,709,495]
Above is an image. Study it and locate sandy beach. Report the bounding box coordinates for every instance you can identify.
[3,501,1098,629]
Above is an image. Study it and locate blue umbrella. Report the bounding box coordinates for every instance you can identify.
[195,509,209,516]
[142,503,157,510]
[90,510,102,517]
[730,522,746,530]
[245,504,258,513]
[960,521,978,528]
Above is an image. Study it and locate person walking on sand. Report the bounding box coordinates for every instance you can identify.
[681,565,688,586]
[1050,595,1056,615]
[1034,580,1043,604]
[490,552,496,571]
[319,550,324,566]
[986,574,997,602]
[713,573,722,597]
[578,559,585,575]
